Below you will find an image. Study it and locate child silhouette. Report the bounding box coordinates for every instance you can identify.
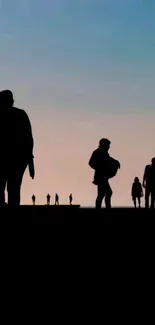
[131,177,143,208]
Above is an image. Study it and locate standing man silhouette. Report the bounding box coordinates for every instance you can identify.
[47,194,51,206]
[143,158,155,209]
[69,194,73,205]
[32,195,36,206]
[89,138,120,209]
[0,90,34,206]
[55,193,59,205]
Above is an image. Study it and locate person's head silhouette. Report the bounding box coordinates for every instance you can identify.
[0,90,14,108]
[99,138,111,152]
[134,177,139,183]
[151,157,155,166]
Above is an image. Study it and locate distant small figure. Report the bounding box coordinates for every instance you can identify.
[131,177,143,208]
[69,194,73,205]
[32,194,36,206]
[143,158,155,209]
[46,194,51,206]
[55,193,59,205]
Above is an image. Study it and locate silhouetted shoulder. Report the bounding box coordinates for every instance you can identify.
[90,148,99,157]
[13,107,34,159]
[144,164,150,175]
[14,107,31,120]
[145,164,150,170]
[14,107,33,133]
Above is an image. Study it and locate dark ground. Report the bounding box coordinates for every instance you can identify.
[1,205,154,224]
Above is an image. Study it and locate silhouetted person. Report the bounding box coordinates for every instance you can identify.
[47,194,51,206]
[69,194,73,205]
[32,194,36,206]
[55,193,59,205]
[131,177,143,208]
[143,158,155,209]
[0,90,34,206]
[89,138,120,209]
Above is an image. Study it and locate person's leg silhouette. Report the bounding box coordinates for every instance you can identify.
[105,182,113,209]
[96,183,106,209]
[0,166,7,206]
[96,182,112,209]
[150,189,155,209]
[133,198,136,208]
[145,186,150,208]
[138,197,141,208]
[7,164,27,206]
[0,177,6,206]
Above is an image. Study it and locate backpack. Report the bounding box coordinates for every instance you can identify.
[107,157,120,179]
[93,156,120,185]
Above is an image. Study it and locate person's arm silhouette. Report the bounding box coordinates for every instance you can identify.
[22,110,34,162]
[21,109,35,178]
[28,156,35,179]
[143,166,148,188]
[140,184,143,197]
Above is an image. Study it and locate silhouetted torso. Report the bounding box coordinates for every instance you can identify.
[89,148,119,184]
[147,165,155,189]
[1,107,33,165]
[132,182,143,198]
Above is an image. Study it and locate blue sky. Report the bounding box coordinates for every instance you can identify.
[0,0,155,205]
[1,0,155,113]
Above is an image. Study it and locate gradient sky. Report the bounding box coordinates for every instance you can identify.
[0,0,155,206]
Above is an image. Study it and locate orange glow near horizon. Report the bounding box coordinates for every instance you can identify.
[18,109,155,207]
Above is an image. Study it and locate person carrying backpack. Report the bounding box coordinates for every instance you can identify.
[89,138,120,209]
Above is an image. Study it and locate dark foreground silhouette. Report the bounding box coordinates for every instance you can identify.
[0,90,34,206]
[0,205,154,224]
